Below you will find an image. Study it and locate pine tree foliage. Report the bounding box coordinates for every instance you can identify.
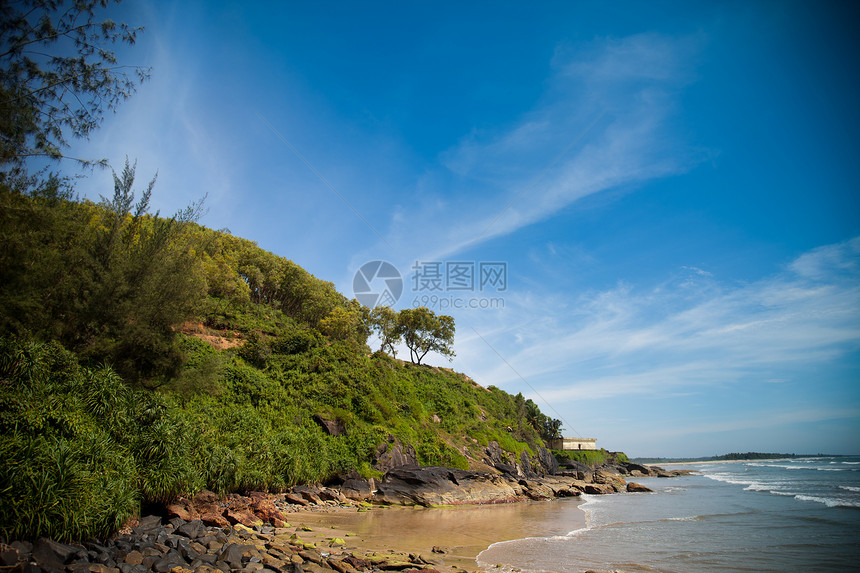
[0,0,149,182]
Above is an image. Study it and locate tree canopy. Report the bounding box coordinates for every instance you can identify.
[0,0,149,186]
[397,306,455,365]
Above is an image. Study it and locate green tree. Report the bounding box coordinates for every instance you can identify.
[318,300,370,347]
[397,307,455,365]
[541,418,563,441]
[369,305,401,356]
[0,0,149,182]
[79,159,206,382]
[0,159,207,383]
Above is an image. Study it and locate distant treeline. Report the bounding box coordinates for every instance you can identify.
[632,452,840,464]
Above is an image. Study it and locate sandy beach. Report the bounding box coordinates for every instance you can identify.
[285,498,587,571]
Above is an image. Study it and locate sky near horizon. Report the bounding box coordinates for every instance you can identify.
[68,1,859,458]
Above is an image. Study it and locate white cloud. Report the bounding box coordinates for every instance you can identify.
[381,33,704,265]
[458,236,860,404]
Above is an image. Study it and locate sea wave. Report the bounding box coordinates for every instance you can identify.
[745,462,854,472]
[794,494,860,508]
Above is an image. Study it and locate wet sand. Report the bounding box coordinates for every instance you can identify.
[291,498,586,571]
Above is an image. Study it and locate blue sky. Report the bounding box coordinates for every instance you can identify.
[69,1,859,457]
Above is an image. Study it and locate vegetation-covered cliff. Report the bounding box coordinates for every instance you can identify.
[0,181,564,541]
[0,1,569,542]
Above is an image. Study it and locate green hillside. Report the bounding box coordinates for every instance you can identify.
[0,182,560,541]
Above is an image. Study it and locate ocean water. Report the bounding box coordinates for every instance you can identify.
[477,456,860,572]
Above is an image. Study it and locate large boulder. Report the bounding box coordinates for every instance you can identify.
[373,466,523,506]
[483,441,518,475]
[584,484,615,495]
[313,415,346,436]
[627,482,654,493]
[624,463,655,477]
[593,469,626,486]
[339,477,375,501]
[373,436,418,473]
[532,446,559,475]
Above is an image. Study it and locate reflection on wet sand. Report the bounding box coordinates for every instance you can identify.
[297,498,586,570]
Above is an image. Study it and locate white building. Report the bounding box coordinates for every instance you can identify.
[547,437,597,451]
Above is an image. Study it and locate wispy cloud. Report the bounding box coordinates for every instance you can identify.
[459,236,860,404]
[380,33,704,265]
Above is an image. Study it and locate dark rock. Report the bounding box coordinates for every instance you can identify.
[151,550,185,573]
[191,553,216,566]
[624,463,654,476]
[373,438,418,474]
[484,441,517,475]
[94,552,116,567]
[313,414,346,436]
[177,541,199,562]
[175,520,206,540]
[533,446,559,475]
[217,543,245,569]
[374,466,522,506]
[164,535,183,550]
[284,493,311,507]
[133,515,162,534]
[1,545,20,566]
[290,562,304,573]
[584,484,614,494]
[339,478,373,502]
[32,538,77,567]
[627,482,654,493]
[317,489,346,503]
[10,541,32,557]
[291,485,323,506]
[83,543,109,555]
[493,461,517,474]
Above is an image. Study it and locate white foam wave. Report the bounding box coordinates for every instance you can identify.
[794,494,860,508]
[839,485,860,493]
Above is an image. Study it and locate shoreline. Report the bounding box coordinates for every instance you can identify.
[0,496,589,573]
[2,462,686,572]
[293,497,588,572]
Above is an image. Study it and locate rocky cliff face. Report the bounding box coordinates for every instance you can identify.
[474,440,559,477]
[334,461,693,506]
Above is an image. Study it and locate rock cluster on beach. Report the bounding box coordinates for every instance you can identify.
[0,508,449,573]
[351,461,692,506]
[1,461,692,573]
